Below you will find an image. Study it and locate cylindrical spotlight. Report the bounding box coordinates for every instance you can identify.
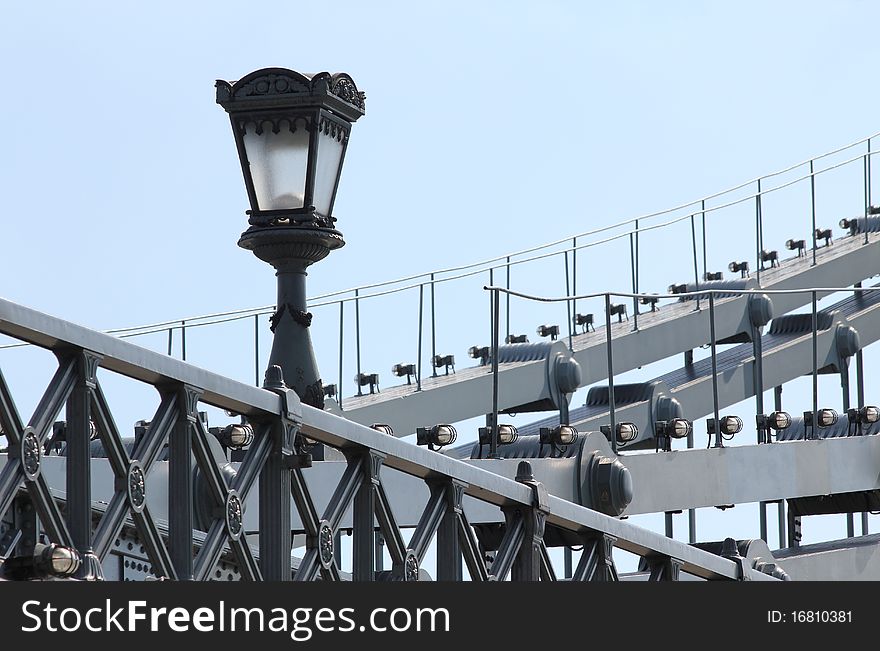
[370,423,394,436]
[416,424,457,449]
[536,324,560,340]
[539,424,579,446]
[720,415,743,435]
[35,543,81,577]
[478,424,519,446]
[505,334,528,344]
[767,411,792,430]
[216,423,255,449]
[817,408,838,428]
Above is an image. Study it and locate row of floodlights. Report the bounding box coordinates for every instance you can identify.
[669,231,835,292]
[414,423,579,451]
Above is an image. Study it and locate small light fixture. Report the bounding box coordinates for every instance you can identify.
[707,415,743,439]
[600,422,639,445]
[468,345,490,365]
[654,418,692,452]
[668,283,688,295]
[2,543,82,579]
[354,372,380,394]
[815,228,833,247]
[756,411,791,443]
[536,324,560,340]
[213,423,255,449]
[573,313,595,333]
[505,334,529,344]
[391,363,417,385]
[416,424,458,450]
[846,405,879,435]
[370,423,394,436]
[703,271,723,281]
[840,218,857,233]
[431,354,455,375]
[803,408,838,438]
[478,424,519,446]
[786,238,806,257]
[761,249,779,268]
[608,303,628,322]
[639,295,660,312]
[539,424,579,447]
[728,261,749,278]
[323,383,337,398]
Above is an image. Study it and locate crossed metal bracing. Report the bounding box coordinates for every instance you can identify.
[0,297,774,581]
[337,230,880,437]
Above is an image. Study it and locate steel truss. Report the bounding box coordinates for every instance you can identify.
[0,297,773,581]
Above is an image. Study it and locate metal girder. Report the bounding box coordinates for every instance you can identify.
[336,233,880,436]
[571,534,619,582]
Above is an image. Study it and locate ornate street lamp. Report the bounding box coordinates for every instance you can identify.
[216,68,365,407]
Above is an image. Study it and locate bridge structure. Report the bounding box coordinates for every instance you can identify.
[1,67,880,582]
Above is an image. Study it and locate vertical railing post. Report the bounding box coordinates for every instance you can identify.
[66,350,103,579]
[260,411,293,581]
[430,273,437,377]
[866,139,873,246]
[352,451,383,581]
[811,290,819,440]
[181,321,186,361]
[629,230,639,332]
[355,289,362,394]
[571,238,577,333]
[167,328,173,356]
[701,199,708,282]
[254,314,260,387]
[565,251,574,350]
[690,214,701,311]
[687,428,696,542]
[506,257,511,339]
[604,293,617,453]
[709,292,722,448]
[338,301,344,409]
[490,288,501,459]
[810,160,818,266]
[755,178,763,283]
[170,384,199,580]
[437,481,464,581]
[417,285,424,392]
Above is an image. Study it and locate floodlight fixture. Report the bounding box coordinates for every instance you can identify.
[803,408,838,438]
[639,295,660,312]
[478,424,519,446]
[574,313,595,333]
[416,424,458,450]
[815,228,833,247]
[214,423,255,449]
[323,383,337,398]
[785,239,806,257]
[761,249,779,268]
[354,372,380,394]
[539,425,579,447]
[728,261,749,278]
[1,543,82,580]
[846,405,879,435]
[391,363,417,385]
[468,345,491,365]
[703,271,723,281]
[707,416,743,446]
[370,423,394,436]
[600,422,639,445]
[431,354,455,375]
[756,411,791,443]
[505,334,529,344]
[668,283,688,295]
[608,303,628,322]
[536,324,560,340]
[654,418,692,452]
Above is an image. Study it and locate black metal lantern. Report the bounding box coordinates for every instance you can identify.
[216,68,365,409]
[216,68,364,227]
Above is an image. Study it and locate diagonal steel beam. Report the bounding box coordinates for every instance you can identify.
[373,481,407,569]
[133,505,177,580]
[133,392,178,470]
[489,514,524,581]
[539,543,556,581]
[456,511,489,582]
[408,483,446,563]
[29,357,77,443]
[229,535,262,582]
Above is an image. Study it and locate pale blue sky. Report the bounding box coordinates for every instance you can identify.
[2,1,880,570]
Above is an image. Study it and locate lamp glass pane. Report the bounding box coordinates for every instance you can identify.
[243,121,309,210]
[313,128,345,216]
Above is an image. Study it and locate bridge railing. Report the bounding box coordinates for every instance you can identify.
[3,133,876,404]
[0,296,773,581]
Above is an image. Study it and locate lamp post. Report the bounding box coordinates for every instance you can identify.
[216,68,365,407]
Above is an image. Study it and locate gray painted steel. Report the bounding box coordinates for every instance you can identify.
[337,233,880,436]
